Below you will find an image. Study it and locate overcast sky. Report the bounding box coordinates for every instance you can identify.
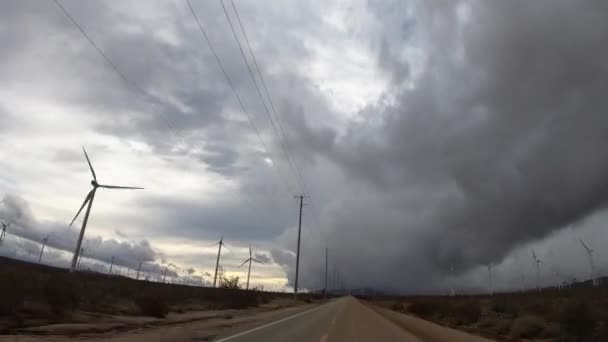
[1,0,608,294]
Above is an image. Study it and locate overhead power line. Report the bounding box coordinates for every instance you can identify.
[219,0,308,194]
[185,0,294,196]
[52,0,181,140]
[227,0,324,228]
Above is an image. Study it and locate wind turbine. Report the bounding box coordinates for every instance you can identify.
[579,238,597,287]
[69,147,143,271]
[136,261,143,280]
[77,247,85,269]
[212,237,226,288]
[0,219,10,246]
[487,263,493,296]
[239,245,263,290]
[532,249,541,291]
[162,263,177,283]
[38,235,50,264]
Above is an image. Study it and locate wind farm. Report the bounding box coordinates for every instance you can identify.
[3,0,608,341]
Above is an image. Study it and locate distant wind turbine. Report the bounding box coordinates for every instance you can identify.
[532,249,541,291]
[239,245,263,290]
[212,237,226,288]
[38,235,50,264]
[579,238,597,287]
[0,220,7,246]
[69,147,143,271]
[487,263,493,295]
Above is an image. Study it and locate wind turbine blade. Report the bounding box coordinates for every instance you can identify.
[532,249,537,260]
[98,184,144,190]
[239,260,249,267]
[249,245,252,258]
[579,238,592,253]
[82,147,97,181]
[252,259,264,264]
[70,190,93,226]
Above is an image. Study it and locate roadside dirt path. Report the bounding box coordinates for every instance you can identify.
[0,302,319,342]
[370,304,494,342]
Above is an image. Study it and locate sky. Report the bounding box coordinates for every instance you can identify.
[1,0,608,294]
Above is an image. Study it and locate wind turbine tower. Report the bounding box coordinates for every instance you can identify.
[213,237,225,288]
[239,245,263,290]
[579,238,597,287]
[69,147,143,271]
[532,249,541,291]
[0,220,8,246]
[38,236,49,264]
[487,264,493,296]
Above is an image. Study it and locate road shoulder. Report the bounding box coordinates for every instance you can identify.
[367,302,495,342]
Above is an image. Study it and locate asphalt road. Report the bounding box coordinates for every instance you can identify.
[215,297,423,342]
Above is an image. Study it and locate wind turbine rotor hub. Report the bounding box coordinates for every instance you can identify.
[91,180,99,187]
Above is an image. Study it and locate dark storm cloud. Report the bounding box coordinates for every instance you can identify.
[284,0,608,292]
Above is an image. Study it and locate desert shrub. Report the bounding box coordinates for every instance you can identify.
[391,301,405,312]
[559,300,594,341]
[44,275,81,314]
[0,273,25,315]
[491,319,512,335]
[135,293,169,318]
[209,289,259,310]
[511,315,545,339]
[491,298,518,317]
[408,300,441,318]
[450,300,482,325]
[220,276,241,289]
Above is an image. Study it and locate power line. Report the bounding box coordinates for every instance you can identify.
[52,0,180,139]
[226,0,324,231]
[185,0,294,196]
[219,0,307,194]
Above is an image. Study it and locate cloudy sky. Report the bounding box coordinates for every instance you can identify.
[1,0,608,293]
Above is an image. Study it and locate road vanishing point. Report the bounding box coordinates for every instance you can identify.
[215,296,422,342]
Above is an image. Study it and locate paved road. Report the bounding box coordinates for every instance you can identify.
[215,297,422,342]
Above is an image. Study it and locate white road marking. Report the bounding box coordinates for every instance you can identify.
[214,301,334,342]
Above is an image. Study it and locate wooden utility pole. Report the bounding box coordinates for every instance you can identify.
[325,248,328,297]
[294,195,304,293]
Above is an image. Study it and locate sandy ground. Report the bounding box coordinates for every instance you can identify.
[1,298,496,342]
[0,299,316,342]
[370,304,494,342]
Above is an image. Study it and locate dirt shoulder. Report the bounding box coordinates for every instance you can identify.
[368,302,495,342]
[1,299,321,342]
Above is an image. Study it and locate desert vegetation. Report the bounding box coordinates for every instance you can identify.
[0,256,306,333]
[377,287,608,341]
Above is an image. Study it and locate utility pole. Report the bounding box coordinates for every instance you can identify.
[38,236,48,264]
[109,256,115,275]
[213,238,224,288]
[325,247,328,298]
[294,195,304,293]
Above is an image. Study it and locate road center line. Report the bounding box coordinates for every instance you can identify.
[214,301,334,342]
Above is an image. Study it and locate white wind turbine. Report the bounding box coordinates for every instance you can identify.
[487,263,494,295]
[532,249,541,291]
[0,219,7,246]
[579,238,597,287]
[69,147,143,271]
[38,235,50,264]
[239,245,264,290]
